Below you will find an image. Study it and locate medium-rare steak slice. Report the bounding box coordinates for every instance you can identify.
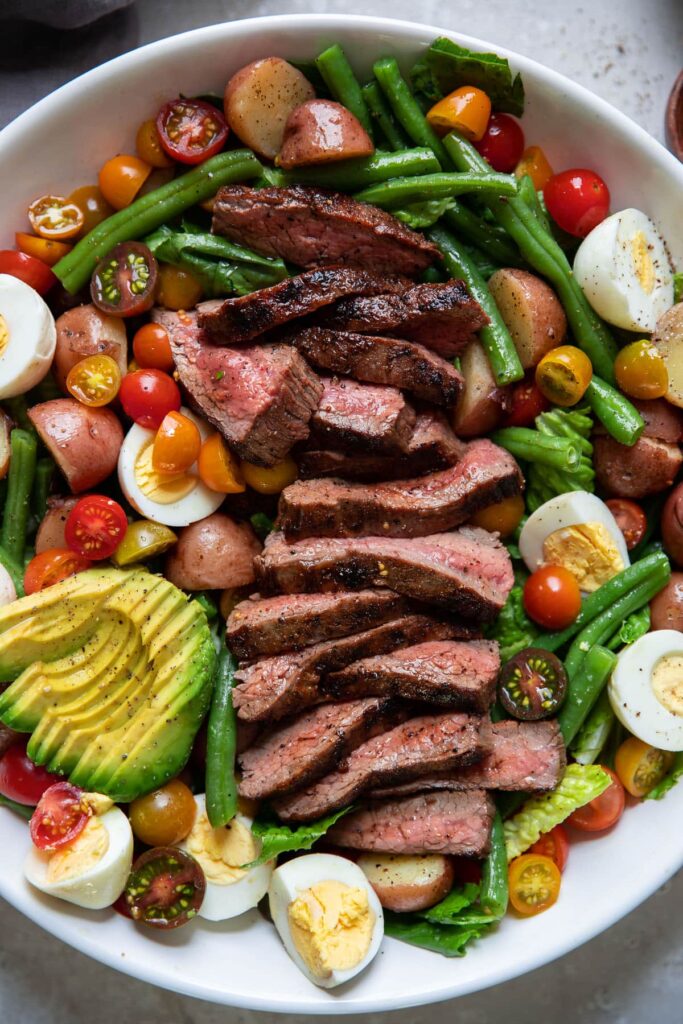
[198,267,409,344]
[372,720,567,798]
[237,697,405,800]
[154,309,322,466]
[211,185,440,275]
[327,790,495,857]
[325,639,500,713]
[311,377,416,454]
[322,281,488,359]
[272,713,487,822]
[256,527,514,620]
[227,589,409,660]
[279,439,522,539]
[290,327,464,407]
[232,614,465,721]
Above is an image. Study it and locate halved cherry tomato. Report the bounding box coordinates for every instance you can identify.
[68,185,114,234]
[543,168,610,238]
[98,154,152,210]
[112,520,177,567]
[474,113,525,172]
[241,457,298,495]
[498,648,568,720]
[153,411,201,473]
[91,241,158,318]
[30,782,89,851]
[156,98,228,165]
[523,565,582,630]
[0,741,62,806]
[65,495,128,560]
[514,145,554,190]
[529,825,570,873]
[614,737,675,798]
[15,232,71,267]
[469,493,525,537]
[132,323,174,371]
[503,378,550,427]
[567,766,625,832]
[24,548,92,595]
[198,433,245,493]
[28,194,84,241]
[605,498,647,551]
[614,339,668,400]
[129,779,196,846]
[135,118,174,168]
[119,368,181,429]
[124,846,205,928]
[426,86,491,141]
[0,250,55,294]
[535,345,593,407]
[509,853,561,916]
[66,353,122,407]
[156,264,203,311]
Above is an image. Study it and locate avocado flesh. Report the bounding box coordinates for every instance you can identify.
[0,568,216,801]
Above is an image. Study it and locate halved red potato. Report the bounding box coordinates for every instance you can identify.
[224,57,315,160]
[54,304,128,392]
[278,100,374,169]
[357,853,455,912]
[452,339,508,437]
[35,496,79,554]
[28,398,123,493]
[488,268,566,369]
[165,513,262,591]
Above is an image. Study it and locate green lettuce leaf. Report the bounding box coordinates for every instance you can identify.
[486,578,540,662]
[248,806,353,866]
[570,690,615,765]
[410,38,524,116]
[526,406,595,513]
[249,512,275,541]
[606,605,650,651]
[674,272,683,305]
[393,198,453,229]
[646,750,683,800]
[384,915,490,957]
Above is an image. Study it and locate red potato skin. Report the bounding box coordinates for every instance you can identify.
[28,399,123,494]
[53,304,128,392]
[631,399,683,444]
[35,496,79,554]
[593,434,682,499]
[452,340,509,438]
[650,572,683,629]
[165,513,262,591]
[661,484,683,568]
[277,100,374,170]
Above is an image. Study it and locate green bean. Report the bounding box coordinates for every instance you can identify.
[281,148,440,191]
[463,244,499,281]
[444,202,523,268]
[0,794,33,820]
[205,639,239,828]
[585,375,644,446]
[0,543,24,596]
[3,397,35,435]
[361,82,409,150]
[315,44,374,137]
[491,427,581,471]
[517,174,551,233]
[428,225,523,386]
[53,150,263,293]
[373,57,450,167]
[355,170,517,208]
[570,690,615,765]
[558,645,617,746]
[480,812,508,918]
[1,430,37,565]
[32,458,54,523]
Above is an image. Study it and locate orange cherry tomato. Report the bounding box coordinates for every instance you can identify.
[535,345,593,406]
[66,354,122,407]
[135,118,174,169]
[614,339,668,400]
[132,323,174,371]
[426,86,491,141]
[529,825,569,873]
[152,411,202,473]
[469,494,525,538]
[508,853,561,916]
[198,433,245,493]
[28,194,84,241]
[614,737,675,798]
[98,155,152,210]
[605,498,647,551]
[15,232,71,267]
[514,145,554,190]
[156,264,203,311]
[24,548,92,595]
[523,565,582,629]
[68,185,114,234]
[241,457,298,494]
[567,766,625,832]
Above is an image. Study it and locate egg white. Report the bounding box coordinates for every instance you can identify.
[609,630,683,751]
[0,273,56,399]
[0,563,17,606]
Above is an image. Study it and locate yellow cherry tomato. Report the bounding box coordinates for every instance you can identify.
[469,493,525,537]
[426,86,492,141]
[111,520,177,567]
[66,354,121,407]
[614,339,668,400]
[135,118,174,169]
[98,154,152,210]
[219,587,242,620]
[156,264,203,310]
[535,345,593,406]
[508,853,561,917]
[198,433,245,493]
[514,145,554,190]
[15,232,71,267]
[152,411,202,473]
[241,456,298,494]
[68,184,115,234]
[614,736,675,798]
[28,194,84,241]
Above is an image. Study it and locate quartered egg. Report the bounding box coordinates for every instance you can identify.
[0,274,56,399]
[609,630,683,751]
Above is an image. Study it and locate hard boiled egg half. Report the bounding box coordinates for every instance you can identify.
[573,209,674,331]
[177,793,273,921]
[118,407,224,527]
[0,274,56,399]
[609,630,683,751]
[269,853,384,989]
[519,492,629,592]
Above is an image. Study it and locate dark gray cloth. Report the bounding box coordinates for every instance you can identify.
[1,0,135,28]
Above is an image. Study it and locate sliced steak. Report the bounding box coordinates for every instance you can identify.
[256,527,514,620]
[154,309,322,466]
[325,639,500,713]
[237,697,404,800]
[311,377,416,454]
[227,589,408,660]
[372,720,567,798]
[272,713,486,821]
[327,790,495,857]
[322,281,488,359]
[211,185,439,275]
[232,614,465,721]
[279,439,522,539]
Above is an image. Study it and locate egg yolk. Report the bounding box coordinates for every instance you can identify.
[134,440,197,505]
[0,314,8,357]
[46,816,109,884]
[288,880,374,980]
[184,812,258,884]
[630,231,655,294]
[542,522,625,591]
[652,654,683,717]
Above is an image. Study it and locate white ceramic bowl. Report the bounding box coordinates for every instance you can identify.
[0,14,681,1015]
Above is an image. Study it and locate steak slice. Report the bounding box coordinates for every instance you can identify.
[198,267,409,344]
[232,614,465,721]
[327,790,495,857]
[154,309,322,466]
[322,281,488,359]
[279,439,522,539]
[237,697,404,800]
[325,639,500,713]
[290,327,463,407]
[211,185,440,275]
[226,589,408,660]
[372,720,567,798]
[272,713,486,822]
[311,377,416,454]
[256,527,514,620]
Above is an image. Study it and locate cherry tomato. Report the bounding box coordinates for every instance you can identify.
[450,855,482,886]
[28,194,84,241]
[0,741,62,805]
[66,353,122,407]
[514,145,554,190]
[30,782,89,851]
[426,86,491,141]
[605,498,647,551]
[474,113,525,172]
[543,168,610,238]
[156,264,203,311]
[15,232,71,267]
[135,118,174,168]
[156,98,229,165]
[614,339,668,400]
[132,323,174,371]
[503,378,550,427]
[523,565,582,630]
[24,548,92,595]
[128,779,196,846]
[124,846,205,928]
[529,825,569,873]
[498,648,568,721]
[535,345,593,407]
[152,411,201,473]
[119,368,181,429]
[91,241,158,318]
[469,494,525,538]
[68,185,114,234]
[111,520,177,567]
[508,853,561,916]
[65,495,128,560]
[98,154,152,210]
[614,737,675,798]
[567,766,625,832]
[241,457,298,495]
[198,433,245,494]
[0,250,55,294]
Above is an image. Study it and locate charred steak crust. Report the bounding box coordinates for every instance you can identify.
[311,377,416,454]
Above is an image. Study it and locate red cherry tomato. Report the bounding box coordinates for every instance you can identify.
[0,741,62,805]
[29,782,89,851]
[24,548,93,595]
[132,323,174,371]
[473,113,525,172]
[523,565,582,630]
[156,98,228,165]
[503,378,550,427]
[529,824,570,872]
[605,498,647,551]
[0,250,56,294]
[543,169,610,238]
[567,767,625,832]
[65,495,128,560]
[119,369,181,429]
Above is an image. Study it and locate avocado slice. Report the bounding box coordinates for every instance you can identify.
[0,568,216,801]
